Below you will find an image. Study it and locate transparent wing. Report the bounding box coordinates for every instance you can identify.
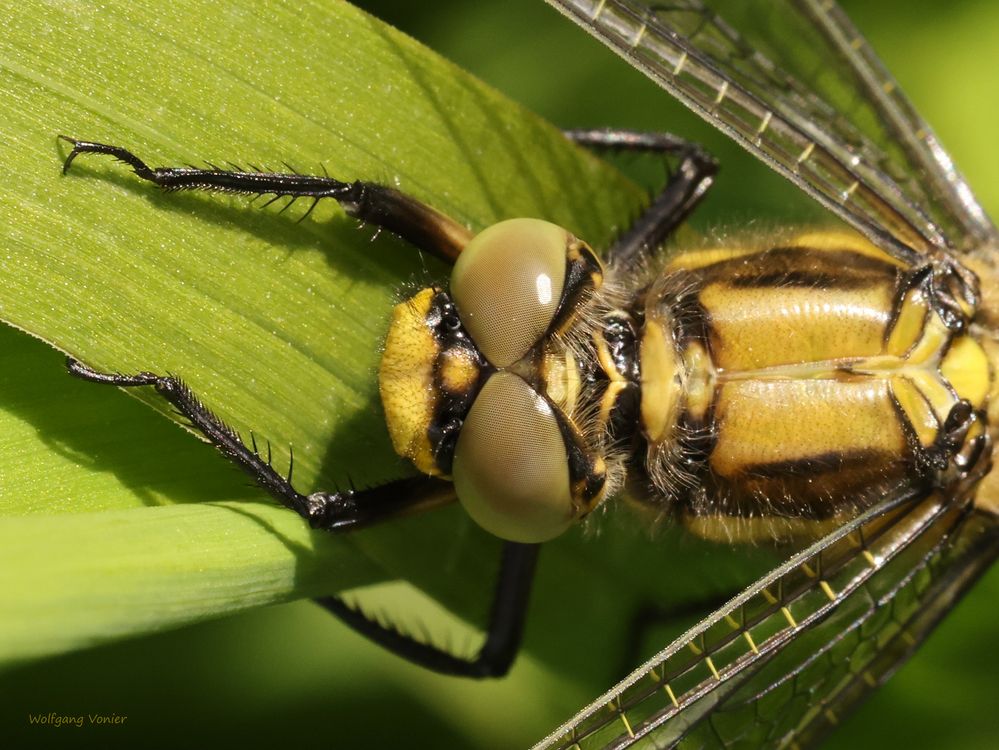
[532,493,999,749]
[544,0,998,261]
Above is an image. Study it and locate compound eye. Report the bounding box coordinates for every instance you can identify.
[451,218,569,367]
[452,372,575,543]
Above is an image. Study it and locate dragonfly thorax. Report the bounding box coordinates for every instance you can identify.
[629,229,992,543]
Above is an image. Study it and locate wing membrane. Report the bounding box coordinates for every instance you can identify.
[544,0,998,260]
[781,0,996,251]
[532,493,999,749]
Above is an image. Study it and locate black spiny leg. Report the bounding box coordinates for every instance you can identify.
[66,358,538,677]
[318,540,539,677]
[564,128,717,265]
[65,358,455,530]
[58,136,472,263]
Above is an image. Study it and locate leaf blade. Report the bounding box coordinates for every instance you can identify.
[0,0,643,661]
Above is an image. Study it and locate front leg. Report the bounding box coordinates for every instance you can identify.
[58,136,472,263]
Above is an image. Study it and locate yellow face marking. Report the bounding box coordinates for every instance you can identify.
[542,348,580,414]
[567,238,605,287]
[593,329,625,382]
[439,348,479,395]
[600,380,630,425]
[571,454,608,516]
[379,288,442,476]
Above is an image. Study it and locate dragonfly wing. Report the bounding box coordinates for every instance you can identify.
[779,507,999,748]
[532,492,999,749]
[762,0,996,252]
[543,0,998,261]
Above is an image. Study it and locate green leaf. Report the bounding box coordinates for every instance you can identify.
[5,2,998,750]
[0,0,645,662]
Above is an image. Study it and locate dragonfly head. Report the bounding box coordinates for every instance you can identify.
[379,218,610,542]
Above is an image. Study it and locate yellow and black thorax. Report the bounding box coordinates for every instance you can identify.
[627,230,990,542]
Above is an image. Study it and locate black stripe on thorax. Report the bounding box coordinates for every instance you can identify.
[700,246,903,292]
[737,448,887,479]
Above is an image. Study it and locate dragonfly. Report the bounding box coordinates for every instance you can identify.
[531,1,999,748]
[47,1,996,748]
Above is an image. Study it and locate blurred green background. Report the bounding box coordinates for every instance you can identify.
[2,0,997,748]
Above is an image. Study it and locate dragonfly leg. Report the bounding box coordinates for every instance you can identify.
[316,541,539,677]
[65,357,456,528]
[564,128,704,155]
[564,128,717,266]
[929,399,993,492]
[57,136,472,263]
[66,356,539,676]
